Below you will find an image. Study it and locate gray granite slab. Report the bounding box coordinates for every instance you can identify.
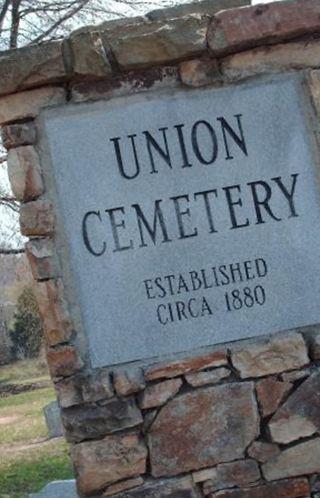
[29,480,78,498]
[43,400,64,438]
[41,74,320,367]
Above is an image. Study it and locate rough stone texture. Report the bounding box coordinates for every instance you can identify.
[0,41,67,96]
[55,376,83,409]
[256,377,292,417]
[105,16,209,70]
[26,239,58,280]
[222,40,320,82]
[268,371,320,444]
[147,0,249,20]
[139,378,182,409]
[113,368,146,396]
[111,477,199,498]
[20,200,55,237]
[145,350,228,380]
[310,332,320,360]
[69,31,112,77]
[142,409,158,435]
[81,370,114,403]
[179,58,221,87]
[0,86,65,125]
[62,397,142,442]
[185,367,231,387]
[36,279,73,347]
[208,478,310,498]
[281,368,311,383]
[43,400,64,438]
[193,459,260,491]
[1,121,37,149]
[149,382,259,477]
[46,345,83,378]
[208,0,320,56]
[71,66,180,103]
[262,438,320,481]
[247,441,280,464]
[309,70,320,117]
[72,433,147,495]
[311,474,320,493]
[56,370,114,408]
[102,477,144,497]
[7,146,44,202]
[231,333,309,378]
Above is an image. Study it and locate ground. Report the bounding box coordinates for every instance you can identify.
[0,359,74,498]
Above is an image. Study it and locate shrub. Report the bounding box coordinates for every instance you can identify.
[10,288,44,359]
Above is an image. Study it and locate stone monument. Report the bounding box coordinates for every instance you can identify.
[1,0,320,496]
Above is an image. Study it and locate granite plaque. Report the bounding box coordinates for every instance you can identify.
[42,75,320,367]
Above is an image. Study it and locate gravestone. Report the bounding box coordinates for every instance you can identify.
[29,480,78,498]
[43,401,64,438]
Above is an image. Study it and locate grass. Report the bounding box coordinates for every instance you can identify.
[0,358,50,386]
[0,387,56,444]
[0,359,74,497]
[0,438,73,498]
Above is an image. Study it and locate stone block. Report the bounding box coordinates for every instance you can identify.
[262,438,320,481]
[231,333,309,378]
[110,476,198,498]
[0,86,65,125]
[147,0,249,21]
[72,433,147,495]
[247,441,280,464]
[193,459,260,491]
[113,368,146,396]
[1,121,37,150]
[179,58,221,87]
[26,238,58,280]
[62,397,142,442]
[69,31,112,78]
[71,66,180,103]
[36,279,73,347]
[208,478,310,498]
[55,376,83,409]
[0,41,67,97]
[268,371,320,444]
[81,369,114,403]
[149,382,259,477]
[222,40,320,82]
[47,345,83,378]
[43,400,64,438]
[256,377,292,417]
[104,15,208,70]
[145,350,228,380]
[139,378,182,409]
[20,200,55,237]
[55,370,114,409]
[208,0,320,56]
[102,477,144,496]
[185,367,231,387]
[7,146,44,202]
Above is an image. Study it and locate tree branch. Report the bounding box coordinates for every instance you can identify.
[29,0,91,44]
[0,0,11,35]
[0,248,25,254]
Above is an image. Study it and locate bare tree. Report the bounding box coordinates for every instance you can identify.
[0,0,180,254]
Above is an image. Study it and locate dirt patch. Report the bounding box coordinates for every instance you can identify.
[0,415,19,425]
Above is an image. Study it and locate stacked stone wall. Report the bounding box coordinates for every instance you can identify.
[1,0,320,496]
